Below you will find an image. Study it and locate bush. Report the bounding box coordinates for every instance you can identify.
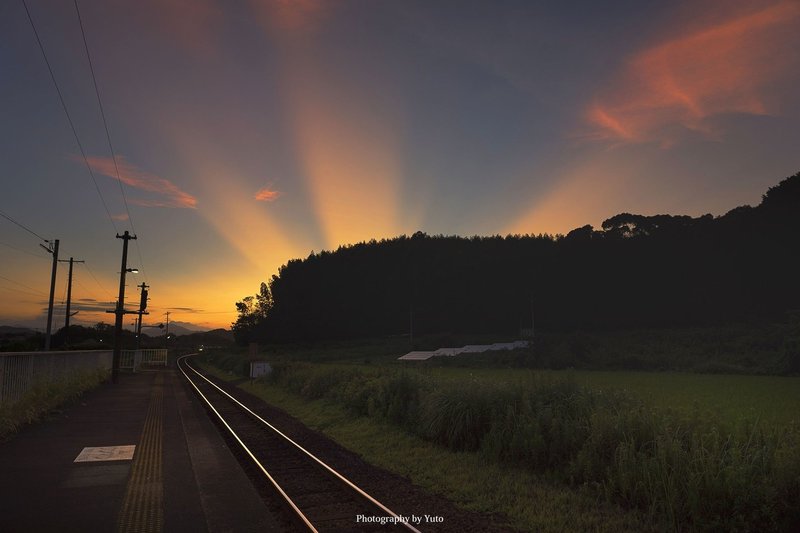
[0,368,108,440]
[233,360,800,531]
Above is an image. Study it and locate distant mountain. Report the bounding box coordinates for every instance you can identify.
[166,321,219,336]
[170,328,234,349]
[167,323,201,336]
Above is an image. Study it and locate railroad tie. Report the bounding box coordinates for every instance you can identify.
[117,373,164,533]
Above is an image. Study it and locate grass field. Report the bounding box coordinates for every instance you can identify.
[202,363,654,532]
[416,367,800,426]
[202,345,800,532]
[0,368,108,440]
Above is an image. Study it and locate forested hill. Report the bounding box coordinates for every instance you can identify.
[233,172,800,343]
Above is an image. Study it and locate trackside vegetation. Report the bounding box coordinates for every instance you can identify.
[0,368,108,440]
[201,351,800,531]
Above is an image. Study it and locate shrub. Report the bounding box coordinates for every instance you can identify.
[237,360,800,531]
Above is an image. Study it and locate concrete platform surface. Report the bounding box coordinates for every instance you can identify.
[0,368,280,532]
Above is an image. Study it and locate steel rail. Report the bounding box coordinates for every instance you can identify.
[177,355,317,531]
[177,354,421,533]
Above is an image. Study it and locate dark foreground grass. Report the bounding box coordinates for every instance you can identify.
[0,368,108,440]
[422,368,800,426]
[219,355,800,532]
[200,362,653,532]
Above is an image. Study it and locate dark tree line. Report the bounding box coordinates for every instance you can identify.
[233,172,800,344]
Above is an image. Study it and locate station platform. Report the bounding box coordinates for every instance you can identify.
[0,367,280,532]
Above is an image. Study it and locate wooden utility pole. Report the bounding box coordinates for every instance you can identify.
[135,282,149,350]
[42,239,59,351]
[164,311,170,350]
[111,231,136,383]
[58,257,84,345]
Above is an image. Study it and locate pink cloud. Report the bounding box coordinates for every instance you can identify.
[111,213,129,221]
[585,1,800,145]
[254,188,281,201]
[83,155,197,209]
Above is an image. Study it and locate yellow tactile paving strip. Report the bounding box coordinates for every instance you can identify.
[117,373,164,533]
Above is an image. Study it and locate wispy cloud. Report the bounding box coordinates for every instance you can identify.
[111,213,129,221]
[254,188,281,202]
[40,299,116,313]
[83,155,198,208]
[584,1,800,146]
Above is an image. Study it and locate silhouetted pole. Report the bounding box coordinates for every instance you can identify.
[164,311,170,350]
[112,231,136,383]
[59,257,84,346]
[42,239,59,351]
[135,282,148,350]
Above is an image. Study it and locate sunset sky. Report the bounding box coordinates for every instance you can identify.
[1,0,799,331]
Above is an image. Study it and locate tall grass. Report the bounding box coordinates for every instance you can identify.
[0,368,108,440]
[259,361,800,531]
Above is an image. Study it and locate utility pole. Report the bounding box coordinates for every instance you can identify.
[135,282,149,350]
[164,311,170,350]
[58,257,84,346]
[111,231,136,384]
[41,239,59,351]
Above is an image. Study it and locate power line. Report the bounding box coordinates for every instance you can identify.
[0,274,48,297]
[0,285,45,299]
[73,0,149,284]
[59,262,68,305]
[21,0,119,235]
[0,239,50,260]
[81,261,114,300]
[72,0,132,229]
[0,209,48,242]
[72,277,97,302]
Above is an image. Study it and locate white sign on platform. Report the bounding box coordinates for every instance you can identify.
[74,445,136,462]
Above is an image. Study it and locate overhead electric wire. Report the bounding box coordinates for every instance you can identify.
[81,262,114,300]
[73,277,104,305]
[0,274,48,297]
[73,0,149,283]
[21,0,119,235]
[60,263,68,306]
[0,209,49,243]
[0,240,50,260]
[0,285,45,299]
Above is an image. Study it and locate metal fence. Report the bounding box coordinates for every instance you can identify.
[0,350,112,407]
[120,349,168,372]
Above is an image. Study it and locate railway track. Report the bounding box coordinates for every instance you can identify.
[177,355,422,533]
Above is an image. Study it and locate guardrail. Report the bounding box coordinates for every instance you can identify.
[120,349,168,372]
[0,350,112,407]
